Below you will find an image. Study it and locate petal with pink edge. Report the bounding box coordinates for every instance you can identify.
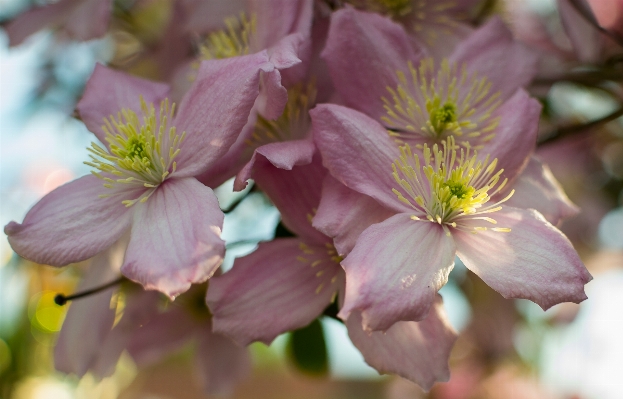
[4,175,132,266]
[173,53,274,177]
[195,325,251,397]
[77,64,170,147]
[481,89,541,182]
[346,295,457,391]
[250,155,328,243]
[449,17,539,102]
[454,207,592,310]
[313,175,396,256]
[54,244,122,377]
[504,155,579,226]
[122,178,225,298]
[322,7,424,121]
[339,214,456,331]
[311,104,408,213]
[233,138,316,192]
[207,238,342,346]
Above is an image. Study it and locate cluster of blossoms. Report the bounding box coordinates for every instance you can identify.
[4,0,600,393]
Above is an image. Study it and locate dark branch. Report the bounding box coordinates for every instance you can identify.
[54,276,125,306]
[538,107,623,146]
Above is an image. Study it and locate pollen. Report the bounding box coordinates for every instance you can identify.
[391,136,513,234]
[382,58,501,150]
[245,82,316,149]
[85,96,185,207]
[200,13,256,60]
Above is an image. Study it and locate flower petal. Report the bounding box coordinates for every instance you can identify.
[322,7,424,121]
[173,52,273,177]
[207,238,341,346]
[504,156,579,226]
[454,207,592,310]
[54,245,123,377]
[339,214,456,331]
[313,175,395,256]
[4,175,132,266]
[122,178,225,298]
[311,104,408,213]
[77,64,170,147]
[346,295,457,391]
[449,17,538,101]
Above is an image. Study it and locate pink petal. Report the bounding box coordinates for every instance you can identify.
[5,0,76,46]
[339,214,456,331]
[122,178,225,298]
[4,175,132,266]
[311,104,408,213]
[207,238,342,345]
[454,207,592,310]
[77,64,170,147]
[313,175,395,256]
[481,89,541,182]
[449,17,539,102]
[251,154,328,242]
[233,138,316,192]
[504,156,579,226]
[54,245,122,376]
[255,68,289,121]
[558,0,602,63]
[173,52,272,177]
[346,295,457,391]
[250,0,313,51]
[63,0,111,42]
[195,325,251,397]
[322,7,424,121]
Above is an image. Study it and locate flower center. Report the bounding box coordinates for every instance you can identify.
[200,13,256,60]
[382,58,502,150]
[391,136,513,234]
[245,82,316,150]
[297,242,342,297]
[85,97,185,207]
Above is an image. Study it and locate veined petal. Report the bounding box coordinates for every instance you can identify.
[504,156,579,226]
[207,238,341,345]
[311,104,409,213]
[77,64,170,148]
[313,175,396,256]
[346,296,457,391]
[449,17,538,101]
[322,7,425,121]
[4,175,132,266]
[122,178,225,298]
[454,207,592,310]
[481,89,541,181]
[173,52,273,177]
[339,214,456,331]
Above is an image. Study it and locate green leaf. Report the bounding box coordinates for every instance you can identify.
[286,318,328,376]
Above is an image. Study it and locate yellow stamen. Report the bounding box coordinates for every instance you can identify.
[200,13,256,60]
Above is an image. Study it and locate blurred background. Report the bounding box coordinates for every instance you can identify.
[1,0,623,398]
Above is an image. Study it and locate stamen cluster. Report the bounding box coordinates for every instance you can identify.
[200,13,256,60]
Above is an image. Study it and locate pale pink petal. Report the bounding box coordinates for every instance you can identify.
[54,246,122,376]
[207,238,341,345]
[504,156,579,226]
[5,0,77,46]
[480,89,541,181]
[233,138,315,191]
[313,175,395,256]
[63,0,111,42]
[250,155,328,242]
[255,68,289,121]
[183,0,246,34]
[4,175,132,266]
[173,52,272,177]
[77,64,170,147]
[195,326,251,397]
[449,17,539,101]
[558,0,602,63]
[311,104,408,213]
[322,7,424,121]
[122,178,224,298]
[339,214,456,331]
[454,207,592,310]
[250,0,313,51]
[347,296,457,391]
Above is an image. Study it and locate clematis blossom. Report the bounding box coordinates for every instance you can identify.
[311,104,592,332]
[207,158,458,390]
[5,53,275,298]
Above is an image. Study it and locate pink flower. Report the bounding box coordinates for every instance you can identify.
[5,54,274,298]
[311,104,592,331]
[207,158,458,390]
